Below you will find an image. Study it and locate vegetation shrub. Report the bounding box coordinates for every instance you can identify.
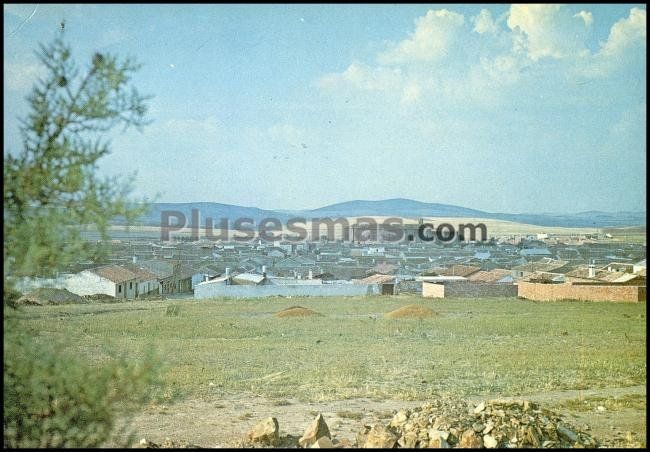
[3,318,161,447]
[165,304,181,316]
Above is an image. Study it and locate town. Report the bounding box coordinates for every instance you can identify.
[14,222,646,303]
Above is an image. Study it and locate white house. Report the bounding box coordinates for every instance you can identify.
[66,265,138,299]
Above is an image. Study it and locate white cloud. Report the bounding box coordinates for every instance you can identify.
[574,11,593,27]
[507,4,591,60]
[473,9,498,34]
[4,60,45,92]
[400,82,423,106]
[600,7,646,57]
[378,9,465,64]
[318,62,402,92]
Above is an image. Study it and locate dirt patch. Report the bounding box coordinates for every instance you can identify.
[16,288,85,306]
[385,304,438,319]
[275,306,321,318]
[112,385,646,448]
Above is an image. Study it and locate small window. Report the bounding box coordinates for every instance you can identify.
[129,282,132,289]
[118,285,122,293]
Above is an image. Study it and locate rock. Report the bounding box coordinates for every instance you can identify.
[483,434,498,448]
[472,422,484,433]
[556,425,579,443]
[390,409,409,428]
[458,429,482,448]
[299,413,331,448]
[596,405,606,412]
[397,431,417,448]
[473,401,486,414]
[311,436,334,448]
[482,421,494,435]
[361,424,397,448]
[428,430,451,448]
[248,417,280,446]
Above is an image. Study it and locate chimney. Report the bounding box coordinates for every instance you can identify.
[588,261,596,278]
[225,267,231,277]
[308,270,313,280]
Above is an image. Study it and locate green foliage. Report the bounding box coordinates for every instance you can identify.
[165,304,181,317]
[3,285,22,309]
[3,317,161,448]
[3,32,152,278]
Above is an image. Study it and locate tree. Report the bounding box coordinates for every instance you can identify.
[3,32,151,278]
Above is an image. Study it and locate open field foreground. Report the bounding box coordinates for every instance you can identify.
[5,296,646,447]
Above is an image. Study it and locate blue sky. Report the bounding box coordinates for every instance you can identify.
[4,4,646,214]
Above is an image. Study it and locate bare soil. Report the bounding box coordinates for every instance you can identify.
[114,385,645,447]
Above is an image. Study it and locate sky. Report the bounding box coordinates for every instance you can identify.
[3,4,647,214]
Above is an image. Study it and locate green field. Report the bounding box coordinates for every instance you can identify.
[6,296,646,404]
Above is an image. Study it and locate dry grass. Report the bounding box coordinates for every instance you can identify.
[384,304,438,319]
[275,306,321,318]
[5,296,646,404]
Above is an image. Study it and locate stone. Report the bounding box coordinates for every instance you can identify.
[483,434,498,448]
[428,430,451,448]
[311,436,334,448]
[361,424,397,448]
[390,409,409,428]
[482,421,494,435]
[398,431,418,448]
[472,422,485,433]
[458,429,482,448]
[248,417,280,446]
[556,425,579,443]
[299,413,331,448]
[473,402,486,414]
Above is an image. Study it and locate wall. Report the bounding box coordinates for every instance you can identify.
[422,281,518,298]
[517,282,646,303]
[65,271,115,297]
[137,279,160,297]
[194,282,379,299]
[422,282,445,298]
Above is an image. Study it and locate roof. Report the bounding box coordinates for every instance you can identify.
[520,248,552,256]
[232,273,265,285]
[91,265,137,283]
[416,275,468,282]
[467,269,512,283]
[518,271,565,283]
[512,259,568,273]
[355,274,396,284]
[434,265,481,278]
[124,264,160,281]
[138,260,175,278]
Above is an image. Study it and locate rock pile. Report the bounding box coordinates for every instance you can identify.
[137,437,199,448]
[358,397,598,448]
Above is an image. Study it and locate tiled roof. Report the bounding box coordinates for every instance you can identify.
[435,265,481,277]
[467,269,512,283]
[356,274,396,284]
[92,265,137,283]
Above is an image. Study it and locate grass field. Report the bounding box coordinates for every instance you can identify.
[6,295,646,404]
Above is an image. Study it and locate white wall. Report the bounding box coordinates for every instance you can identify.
[65,271,115,297]
[194,282,379,299]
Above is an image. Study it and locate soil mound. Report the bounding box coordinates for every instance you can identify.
[16,288,85,306]
[275,306,320,318]
[384,304,438,319]
[82,293,118,303]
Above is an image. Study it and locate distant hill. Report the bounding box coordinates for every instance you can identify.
[126,198,646,229]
